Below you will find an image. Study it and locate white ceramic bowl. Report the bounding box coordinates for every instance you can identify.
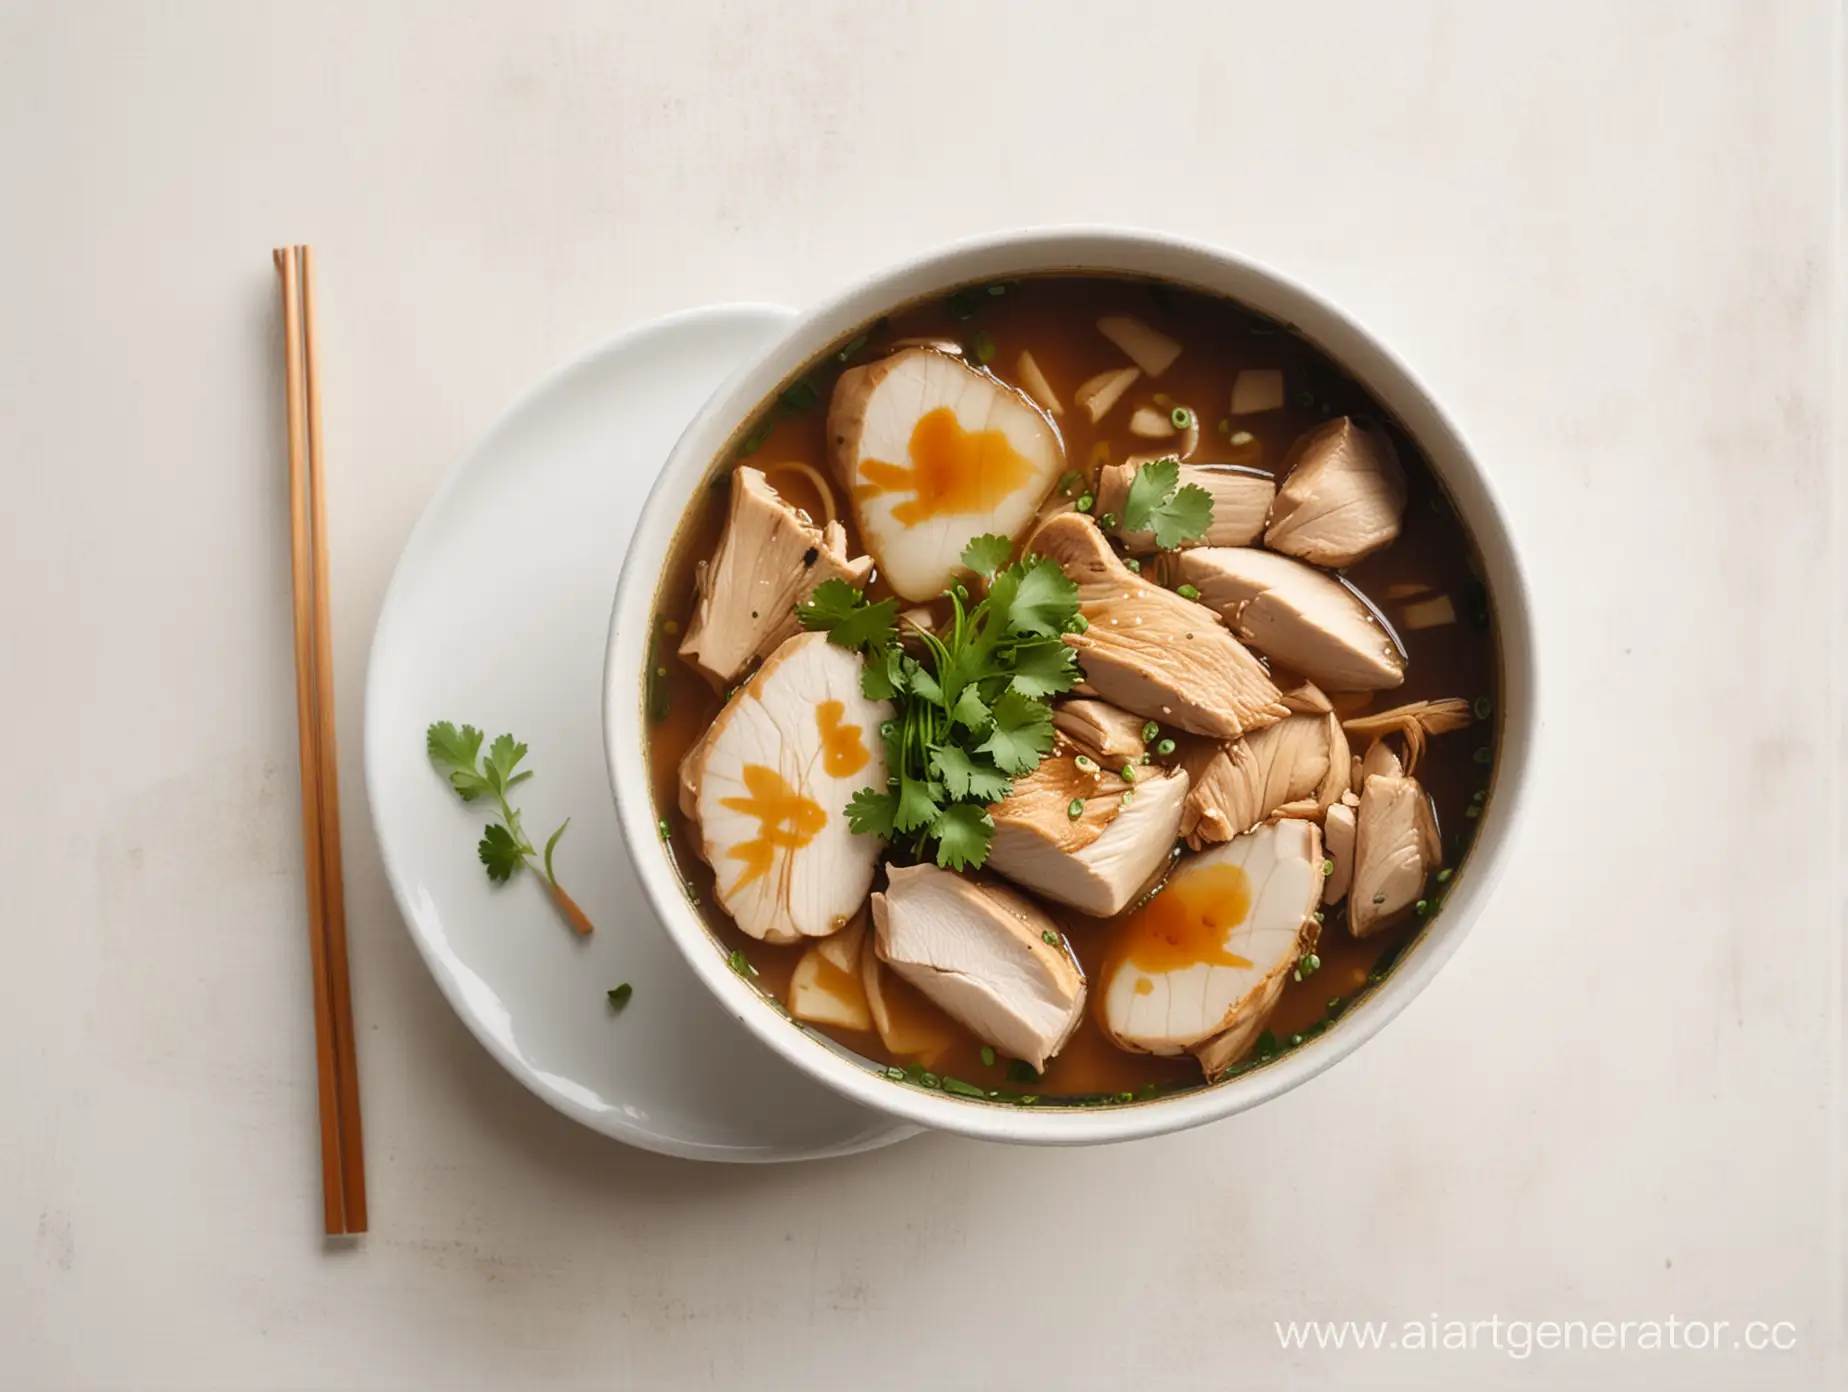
[604,228,1534,1146]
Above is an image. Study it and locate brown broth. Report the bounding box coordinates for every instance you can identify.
[644,275,1498,1103]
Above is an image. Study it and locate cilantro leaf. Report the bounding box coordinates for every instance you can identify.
[950,686,991,733]
[906,661,945,706]
[929,745,1013,803]
[932,803,995,871]
[478,823,526,883]
[1121,456,1215,549]
[427,721,491,801]
[845,787,898,837]
[960,533,1013,580]
[798,579,898,653]
[893,777,942,834]
[1002,557,1080,636]
[483,733,528,798]
[1006,639,1080,698]
[977,689,1057,774]
[861,645,904,701]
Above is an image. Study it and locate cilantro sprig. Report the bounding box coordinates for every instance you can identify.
[427,722,594,936]
[798,536,1082,869]
[1122,456,1214,549]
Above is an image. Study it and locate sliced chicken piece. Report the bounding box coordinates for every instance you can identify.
[1231,369,1285,415]
[872,864,1086,1072]
[788,918,872,1030]
[986,744,1188,917]
[1192,971,1290,1079]
[1360,738,1403,782]
[1074,367,1140,423]
[1174,711,1346,848]
[1279,679,1334,714]
[1098,315,1181,377]
[1096,461,1274,551]
[1051,698,1150,763]
[1343,698,1473,774]
[829,347,1063,601]
[678,466,874,685]
[1030,514,1287,739]
[1348,772,1441,937]
[1322,795,1357,903]
[1264,417,1407,567]
[687,633,891,943]
[861,948,957,1065]
[1098,820,1322,1064]
[1176,547,1406,691]
[1016,351,1063,416]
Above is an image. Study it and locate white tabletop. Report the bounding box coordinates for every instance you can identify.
[1,2,1840,1388]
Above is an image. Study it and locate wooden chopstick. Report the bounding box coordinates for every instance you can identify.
[276,245,368,1235]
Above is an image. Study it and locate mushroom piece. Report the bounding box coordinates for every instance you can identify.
[872,864,1086,1072]
[829,347,1064,601]
[1321,794,1358,903]
[678,466,875,685]
[1230,369,1285,415]
[1097,820,1322,1068]
[1051,698,1150,763]
[1016,351,1063,416]
[788,917,873,1030]
[1342,698,1474,773]
[1175,547,1406,692]
[1129,406,1177,438]
[684,633,891,942]
[1263,417,1408,568]
[861,948,957,1065]
[1074,366,1141,424]
[1096,461,1276,551]
[1348,771,1441,937]
[986,742,1188,917]
[1098,315,1182,377]
[1030,514,1287,740]
[1175,710,1349,849]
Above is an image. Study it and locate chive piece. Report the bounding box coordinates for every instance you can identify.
[1436,868,1453,883]
[1473,745,1493,765]
[1114,1091,1136,1105]
[969,330,996,365]
[1120,763,1138,783]
[942,1076,986,1099]
[836,333,868,363]
[1124,557,1141,573]
[727,948,758,978]
[1230,430,1254,446]
[606,983,634,1012]
[657,818,672,841]
[1073,754,1100,774]
[1066,614,1090,634]
[1465,804,1481,819]
[1006,1060,1039,1084]
[1041,930,1059,946]
[1289,1034,1304,1047]
[947,287,983,320]
[1326,996,1343,1014]
[1099,512,1117,528]
[1067,798,1085,819]
[1142,721,1160,742]
[1170,406,1192,430]
[1471,789,1486,802]
[778,379,821,413]
[1076,493,1095,513]
[980,1045,997,1067]
[1313,909,1325,924]
[1415,899,1430,916]
[1120,790,1134,808]
[1301,952,1320,974]
[1176,583,1200,601]
[1322,858,1334,876]
[1217,417,1231,434]
[1155,737,1176,757]
[919,1071,943,1089]
[1057,469,1084,496]
[738,418,775,456]
[1014,1094,1039,1106]
[1472,695,1493,720]
[987,283,1007,296]
[884,1065,906,1081]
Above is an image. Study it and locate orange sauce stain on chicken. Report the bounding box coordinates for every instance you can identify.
[855,406,1037,525]
[720,765,825,891]
[815,700,869,778]
[1106,863,1255,980]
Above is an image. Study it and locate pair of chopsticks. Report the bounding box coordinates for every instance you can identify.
[275,246,367,1235]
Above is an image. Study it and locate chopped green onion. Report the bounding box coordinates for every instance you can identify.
[1465,804,1481,819]
[1006,1060,1039,1084]
[1301,952,1320,974]
[1041,930,1060,946]
[1155,738,1176,756]
[836,333,868,363]
[657,818,672,841]
[919,1071,943,1089]
[969,330,996,364]
[1120,763,1138,783]
[727,948,758,978]
[1074,754,1100,774]
[1436,868,1453,883]
[1176,583,1200,601]
[1076,493,1095,513]
[1065,614,1090,634]
[1471,789,1486,802]
[1216,417,1232,435]
[1141,721,1160,742]
[1474,745,1492,765]
[1473,695,1493,720]
[606,983,633,1012]
[1312,909,1324,923]
[942,1076,986,1099]
[778,379,821,413]
[1099,512,1117,528]
[1120,790,1134,808]
[1067,798,1085,819]
[1170,406,1193,430]
[1124,558,1141,573]
[1057,469,1083,496]
[980,1045,997,1067]
[884,1065,906,1081]
[1415,899,1430,916]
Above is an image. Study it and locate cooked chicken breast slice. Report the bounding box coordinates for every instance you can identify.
[687,633,891,943]
[1264,417,1407,567]
[1321,797,1357,904]
[678,466,874,685]
[1030,514,1287,739]
[1348,772,1441,937]
[829,347,1063,601]
[1096,461,1274,551]
[788,918,872,1030]
[1176,547,1406,691]
[872,864,1086,1072]
[1051,698,1150,763]
[986,744,1188,917]
[1099,820,1321,1061]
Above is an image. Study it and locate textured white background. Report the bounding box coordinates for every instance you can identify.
[0,2,1840,1388]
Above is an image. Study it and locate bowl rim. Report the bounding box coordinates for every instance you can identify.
[604,225,1536,1145]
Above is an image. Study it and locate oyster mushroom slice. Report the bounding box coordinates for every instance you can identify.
[1264,417,1407,568]
[1230,369,1285,415]
[1343,698,1474,774]
[1175,708,1348,850]
[1096,461,1275,551]
[1016,350,1063,416]
[829,347,1064,602]
[872,865,1086,1073]
[1099,819,1322,1062]
[986,746,1189,917]
[861,949,957,1065]
[1098,315,1182,377]
[1176,547,1406,692]
[1030,513,1287,739]
[1348,773,1441,937]
[678,466,874,685]
[1051,698,1150,763]
[1074,366,1141,424]
[788,918,872,1030]
[688,633,892,943]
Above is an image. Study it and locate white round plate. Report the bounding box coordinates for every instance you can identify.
[364,304,917,1162]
